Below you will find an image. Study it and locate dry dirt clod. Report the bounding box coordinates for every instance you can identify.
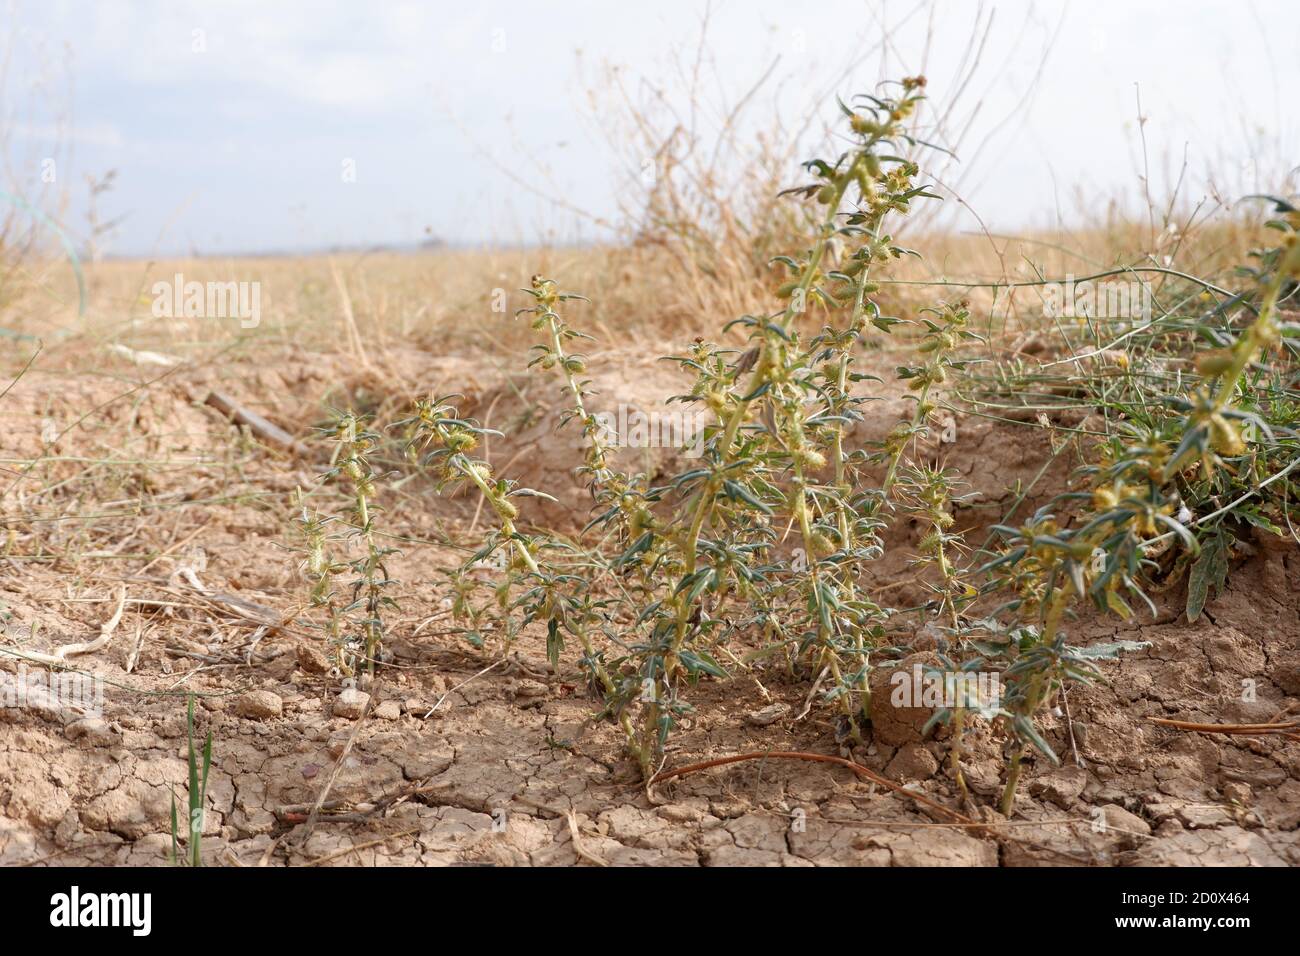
[509,679,549,705]
[236,690,284,720]
[296,644,331,675]
[401,698,429,717]
[332,688,371,720]
[374,700,402,720]
[868,652,940,746]
[1028,766,1089,808]
[1099,804,1152,848]
[1222,781,1253,806]
[64,718,121,748]
[885,743,940,781]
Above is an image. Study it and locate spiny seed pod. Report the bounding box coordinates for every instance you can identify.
[884,422,911,453]
[531,275,559,308]
[309,577,331,605]
[906,371,932,391]
[449,433,478,454]
[809,531,835,559]
[629,506,654,537]
[798,447,827,470]
[307,556,328,582]
[1209,417,1245,455]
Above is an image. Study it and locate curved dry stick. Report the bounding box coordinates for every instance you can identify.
[650,750,973,824]
[1148,716,1299,736]
[17,586,127,667]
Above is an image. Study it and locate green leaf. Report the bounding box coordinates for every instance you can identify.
[546,617,564,671]
[187,696,198,815]
[722,479,773,513]
[200,732,213,812]
[1239,510,1282,535]
[169,790,179,866]
[1186,531,1229,622]
[679,649,727,679]
[1105,590,1132,620]
[686,569,716,605]
[1014,715,1060,765]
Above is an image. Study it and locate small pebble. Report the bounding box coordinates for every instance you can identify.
[332,688,370,720]
[235,690,283,720]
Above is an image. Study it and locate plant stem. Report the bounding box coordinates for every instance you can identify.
[1211,257,1293,412]
[999,744,1024,815]
[455,457,541,575]
[951,706,968,800]
[666,178,851,667]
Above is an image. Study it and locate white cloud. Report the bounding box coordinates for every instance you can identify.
[12,121,124,147]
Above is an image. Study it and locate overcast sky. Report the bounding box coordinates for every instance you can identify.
[3,0,1297,257]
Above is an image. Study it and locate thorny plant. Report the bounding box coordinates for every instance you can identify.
[396,70,943,775]
[397,394,543,649]
[539,78,947,775]
[396,376,642,753]
[894,463,981,799]
[968,206,1300,812]
[961,198,1300,622]
[489,80,953,776]
[296,413,399,677]
[288,83,1299,817]
[295,491,347,663]
[880,301,980,493]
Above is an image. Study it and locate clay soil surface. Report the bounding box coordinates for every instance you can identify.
[2,327,1298,868]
